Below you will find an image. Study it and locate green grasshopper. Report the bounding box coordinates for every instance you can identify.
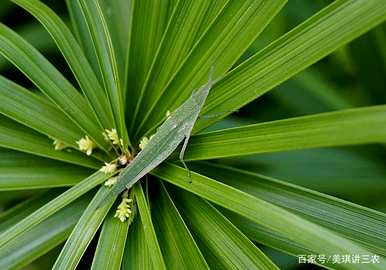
[103,67,215,201]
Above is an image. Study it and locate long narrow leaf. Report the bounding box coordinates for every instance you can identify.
[0,23,108,150]
[0,75,84,147]
[53,186,116,270]
[185,105,386,160]
[218,148,386,196]
[12,0,116,130]
[194,162,386,257]
[91,206,130,270]
[0,193,91,270]
[79,0,129,148]
[152,163,386,270]
[0,190,60,233]
[152,181,209,269]
[121,216,153,270]
[0,160,92,190]
[0,115,100,169]
[135,0,286,139]
[171,188,279,270]
[130,0,213,131]
[194,0,386,132]
[133,183,166,270]
[125,0,176,122]
[65,0,101,81]
[0,171,111,247]
[98,0,132,87]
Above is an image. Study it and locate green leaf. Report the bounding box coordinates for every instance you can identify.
[151,181,209,269]
[0,75,84,147]
[218,148,386,196]
[153,163,386,270]
[12,0,116,131]
[194,0,386,132]
[194,162,386,257]
[0,21,57,72]
[0,170,110,247]
[53,186,116,270]
[0,156,92,190]
[0,189,41,207]
[91,205,130,270]
[170,187,279,270]
[185,105,386,160]
[65,0,101,82]
[0,190,60,233]
[222,210,309,257]
[135,0,287,139]
[98,0,132,89]
[125,0,177,121]
[130,0,218,132]
[0,115,101,169]
[122,215,153,270]
[78,0,129,148]
[0,193,91,270]
[194,0,229,39]
[0,23,108,150]
[274,68,352,114]
[133,183,166,270]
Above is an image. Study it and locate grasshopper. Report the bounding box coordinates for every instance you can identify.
[102,67,215,201]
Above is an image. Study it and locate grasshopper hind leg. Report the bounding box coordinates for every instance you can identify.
[179,135,192,183]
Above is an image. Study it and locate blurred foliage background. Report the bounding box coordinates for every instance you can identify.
[0,0,385,269]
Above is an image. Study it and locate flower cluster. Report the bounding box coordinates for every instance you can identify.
[103,128,124,147]
[76,135,95,155]
[104,176,118,187]
[100,162,117,174]
[53,139,66,151]
[114,191,133,222]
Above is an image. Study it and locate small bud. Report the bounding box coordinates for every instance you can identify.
[104,176,118,187]
[77,135,95,155]
[139,136,149,150]
[53,139,66,151]
[100,162,117,174]
[114,191,133,222]
[105,128,120,145]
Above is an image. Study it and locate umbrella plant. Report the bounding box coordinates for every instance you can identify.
[0,0,385,269]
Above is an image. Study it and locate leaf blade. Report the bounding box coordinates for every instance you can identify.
[0,115,100,169]
[0,193,91,270]
[53,186,116,270]
[194,162,386,257]
[91,205,130,270]
[0,75,84,147]
[185,105,386,160]
[133,183,166,270]
[152,163,386,270]
[0,23,108,150]
[152,181,209,270]
[136,0,287,138]
[12,0,116,130]
[0,170,110,247]
[79,0,129,148]
[125,0,177,125]
[171,187,279,270]
[194,0,386,131]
